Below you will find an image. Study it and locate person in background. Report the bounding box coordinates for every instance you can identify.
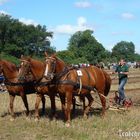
[112,59,129,106]
[0,74,6,92]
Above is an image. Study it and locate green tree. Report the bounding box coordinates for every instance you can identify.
[112,41,135,61]
[68,30,107,64]
[0,13,53,58]
[0,14,12,50]
[57,50,76,64]
[134,53,140,61]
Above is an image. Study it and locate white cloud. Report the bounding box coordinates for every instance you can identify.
[0,0,8,5]
[53,17,94,35]
[19,18,38,26]
[74,1,92,8]
[121,12,135,20]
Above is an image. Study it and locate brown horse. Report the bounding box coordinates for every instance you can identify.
[18,56,58,120]
[18,56,88,120]
[44,54,111,126]
[0,59,45,120]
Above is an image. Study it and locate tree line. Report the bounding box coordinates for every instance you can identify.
[0,14,54,58]
[0,14,140,64]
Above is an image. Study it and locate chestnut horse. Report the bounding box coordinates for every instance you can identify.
[0,59,45,120]
[18,56,90,120]
[18,57,59,120]
[44,54,111,126]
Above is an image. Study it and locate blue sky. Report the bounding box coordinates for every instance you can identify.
[0,0,140,53]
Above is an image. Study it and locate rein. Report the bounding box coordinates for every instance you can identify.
[4,80,35,86]
[4,79,53,87]
[57,80,96,92]
[54,66,70,80]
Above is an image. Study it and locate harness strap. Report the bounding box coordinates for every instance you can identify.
[77,77,82,94]
[4,80,53,86]
[77,68,91,94]
[57,80,96,92]
[4,81,35,86]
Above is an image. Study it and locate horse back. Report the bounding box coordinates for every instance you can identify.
[65,66,106,92]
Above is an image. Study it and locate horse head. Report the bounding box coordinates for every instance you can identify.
[44,52,66,80]
[19,55,45,82]
[18,56,32,82]
[44,53,56,80]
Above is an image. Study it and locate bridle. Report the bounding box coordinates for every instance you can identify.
[18,60,33,82]
[44,57,56,80]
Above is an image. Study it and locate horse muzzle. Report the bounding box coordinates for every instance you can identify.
[44,73,54,81]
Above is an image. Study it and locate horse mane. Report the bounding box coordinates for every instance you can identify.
[27,58,45,80]
[29,58,45,69]
[52,55,65,66]
[20,56,44,68]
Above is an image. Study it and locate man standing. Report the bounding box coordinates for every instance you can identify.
[112,59,129,106]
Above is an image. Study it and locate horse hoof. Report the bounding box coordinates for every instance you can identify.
[65,123,70,127]
[26,117,30,121]
[51,116,57,121]
[35,118,39,122]
[54,114,58,119]
[101,114,105,119]
[83,114,88,119]
[10,118,15,122]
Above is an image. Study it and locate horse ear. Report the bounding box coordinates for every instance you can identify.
[44,52,48,57]
[20,55,31,62]
[26,56,31,61]
[20,55,24,61]
[20,54,24,59]
[52,53,57,58]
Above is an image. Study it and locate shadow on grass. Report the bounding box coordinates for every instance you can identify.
[0,106,102,121]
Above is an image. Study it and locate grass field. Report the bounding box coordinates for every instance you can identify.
[0,69,140,140]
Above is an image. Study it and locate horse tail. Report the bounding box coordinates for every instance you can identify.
[103,70,111,96]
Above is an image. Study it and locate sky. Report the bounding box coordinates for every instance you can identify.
[0,0,140,54]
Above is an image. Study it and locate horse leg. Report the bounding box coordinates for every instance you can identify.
[65,92,73,127]
[59,94,66,114]
[83,94,94,118]
[41,95,46,115]
[20,92,29,117]
[35,94,42,121]
[98,92,106,117]
[49,94,56,119]
[72,96,76,114]
[9,94,15,121]
[80,95,86,111]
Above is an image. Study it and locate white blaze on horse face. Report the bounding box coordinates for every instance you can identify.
[44,64,48,76]
[18,62,23,73]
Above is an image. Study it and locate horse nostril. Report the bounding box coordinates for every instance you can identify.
[50,74,54,80]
